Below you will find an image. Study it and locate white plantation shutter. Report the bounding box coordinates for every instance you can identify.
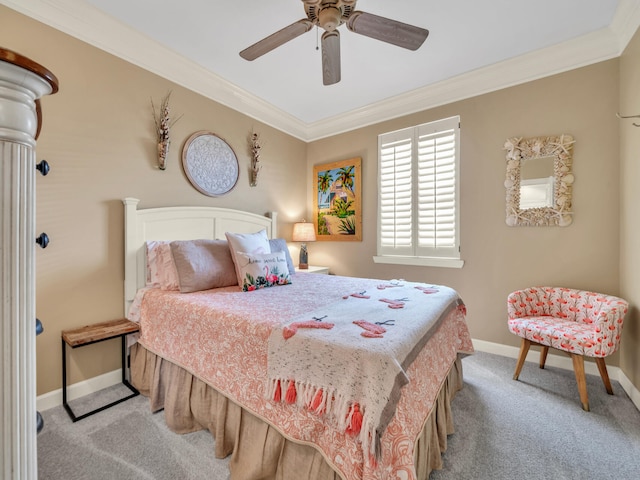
[379,129,414,256]
[377,116,461,262]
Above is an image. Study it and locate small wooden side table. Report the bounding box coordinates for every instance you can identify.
[61,318,140,422]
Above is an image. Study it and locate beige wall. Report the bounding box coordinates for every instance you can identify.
[307,60,622,361]
[2,5,636,397]
[620,28,640,389]
[0,7,307,394]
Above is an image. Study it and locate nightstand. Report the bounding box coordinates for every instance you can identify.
[61,318,140,422]
[295,265,329,274]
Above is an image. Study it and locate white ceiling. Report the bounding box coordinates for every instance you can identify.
[5,0,640,140]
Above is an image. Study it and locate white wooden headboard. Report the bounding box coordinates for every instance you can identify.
[123,197,278,315]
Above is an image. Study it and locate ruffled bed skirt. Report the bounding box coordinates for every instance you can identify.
[130,343,463,480]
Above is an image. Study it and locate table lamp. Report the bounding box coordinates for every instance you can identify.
[292,221,316,269]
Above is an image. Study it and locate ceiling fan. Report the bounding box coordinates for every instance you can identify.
[239,0,429,86]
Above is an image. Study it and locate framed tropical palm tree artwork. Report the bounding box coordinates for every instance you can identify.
[313,157,362,241]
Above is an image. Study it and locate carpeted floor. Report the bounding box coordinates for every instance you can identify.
[431,352,640,480]
[37,351,640,479]
[38,385,230,480]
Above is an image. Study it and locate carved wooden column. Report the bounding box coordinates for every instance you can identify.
[0,48,58,480]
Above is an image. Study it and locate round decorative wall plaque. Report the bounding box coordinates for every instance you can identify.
[181,131,239,196]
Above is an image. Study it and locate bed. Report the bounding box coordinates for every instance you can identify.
[123,197,473,480]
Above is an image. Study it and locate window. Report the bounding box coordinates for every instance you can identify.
[374,116,463,268]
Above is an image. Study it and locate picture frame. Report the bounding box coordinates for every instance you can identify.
[313,157,362,241]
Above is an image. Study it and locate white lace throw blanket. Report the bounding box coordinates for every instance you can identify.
[266,281,464,461]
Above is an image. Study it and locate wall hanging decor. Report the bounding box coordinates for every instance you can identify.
[249,130,262,187]
[504,134,575,227]
[182,131,239,196]
[151,91,182,170]
[313,157,362,241]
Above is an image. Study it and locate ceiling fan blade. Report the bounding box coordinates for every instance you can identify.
[240,19,313,61]
[346,11,429,51]
[322,30,341,86]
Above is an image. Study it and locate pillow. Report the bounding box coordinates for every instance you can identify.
[225,229,271,285]
[146,241,180,291]
[269,238,295,275]
[235,251,292,292]
[170,239,238,293]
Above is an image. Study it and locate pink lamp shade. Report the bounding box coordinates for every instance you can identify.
[292,222,316,269]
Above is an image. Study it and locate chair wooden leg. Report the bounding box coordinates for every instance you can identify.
[571,354,590,411]
[513,338,531,380]
[539,346,549,369]
[595,357,614,395]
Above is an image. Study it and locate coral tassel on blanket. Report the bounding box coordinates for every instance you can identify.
[346,403,363,435]
[285,381,297,403]
[273,379,282,402]
[310,388,325,414]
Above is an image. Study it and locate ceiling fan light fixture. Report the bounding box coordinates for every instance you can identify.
[318,6,343,31]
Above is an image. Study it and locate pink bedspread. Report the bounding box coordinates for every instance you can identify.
[134,274,473,480]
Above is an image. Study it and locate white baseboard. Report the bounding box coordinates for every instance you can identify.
[37,368,121,412]
[37,339,640,414]
[472,339,640,412]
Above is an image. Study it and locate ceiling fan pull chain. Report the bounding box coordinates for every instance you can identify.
[316,26,319,51]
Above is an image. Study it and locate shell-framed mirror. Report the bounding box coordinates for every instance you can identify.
[504,134,575,227]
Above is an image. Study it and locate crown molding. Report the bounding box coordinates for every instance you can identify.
[306,27,623,140]
[610,0,640,48]
[4,0,640,142]
[1,0,310,140]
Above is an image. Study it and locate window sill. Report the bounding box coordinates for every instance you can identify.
[373,255,464,269]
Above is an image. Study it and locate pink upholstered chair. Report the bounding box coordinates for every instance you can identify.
[507,287,628,411]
